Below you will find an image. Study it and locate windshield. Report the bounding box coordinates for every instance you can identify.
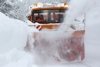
[32,10,66,23]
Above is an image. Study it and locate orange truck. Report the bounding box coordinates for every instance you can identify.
[28,2,68,31]
[27,3,85,62]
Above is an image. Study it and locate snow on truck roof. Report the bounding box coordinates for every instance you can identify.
[29,2,69,10]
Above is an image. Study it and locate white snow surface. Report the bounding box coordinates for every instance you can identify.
[0,12,38,67]
[0,0,100,67]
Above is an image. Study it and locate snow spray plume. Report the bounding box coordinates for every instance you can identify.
[58,0,88,31]
[32,31,73,64]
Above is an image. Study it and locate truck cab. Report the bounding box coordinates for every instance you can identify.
[28,3,68,30]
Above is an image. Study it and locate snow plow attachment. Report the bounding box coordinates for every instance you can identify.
[33,30,85,62]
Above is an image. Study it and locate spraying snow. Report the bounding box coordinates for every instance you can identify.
[58,0,89,31]
[34,0,100,66]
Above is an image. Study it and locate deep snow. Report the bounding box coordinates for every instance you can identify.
[0,0,100,67]
[0,12,38,67]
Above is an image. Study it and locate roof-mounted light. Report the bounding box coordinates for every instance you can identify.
[34,3,38,7]
[61,2,69,7]
[57,2,69,8]
[34,3,43,7]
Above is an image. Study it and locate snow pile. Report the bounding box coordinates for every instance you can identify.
[0,12,38,67]
[0,48,34,67]
[0,12,29,53]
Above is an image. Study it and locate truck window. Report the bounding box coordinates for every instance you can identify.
[32,10,65,23]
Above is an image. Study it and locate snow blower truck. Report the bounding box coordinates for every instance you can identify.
[27,2,85,62]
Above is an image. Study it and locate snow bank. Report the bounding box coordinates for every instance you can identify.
[0,12,38,67]
[0,12,29,53]
[0,48,33,67]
